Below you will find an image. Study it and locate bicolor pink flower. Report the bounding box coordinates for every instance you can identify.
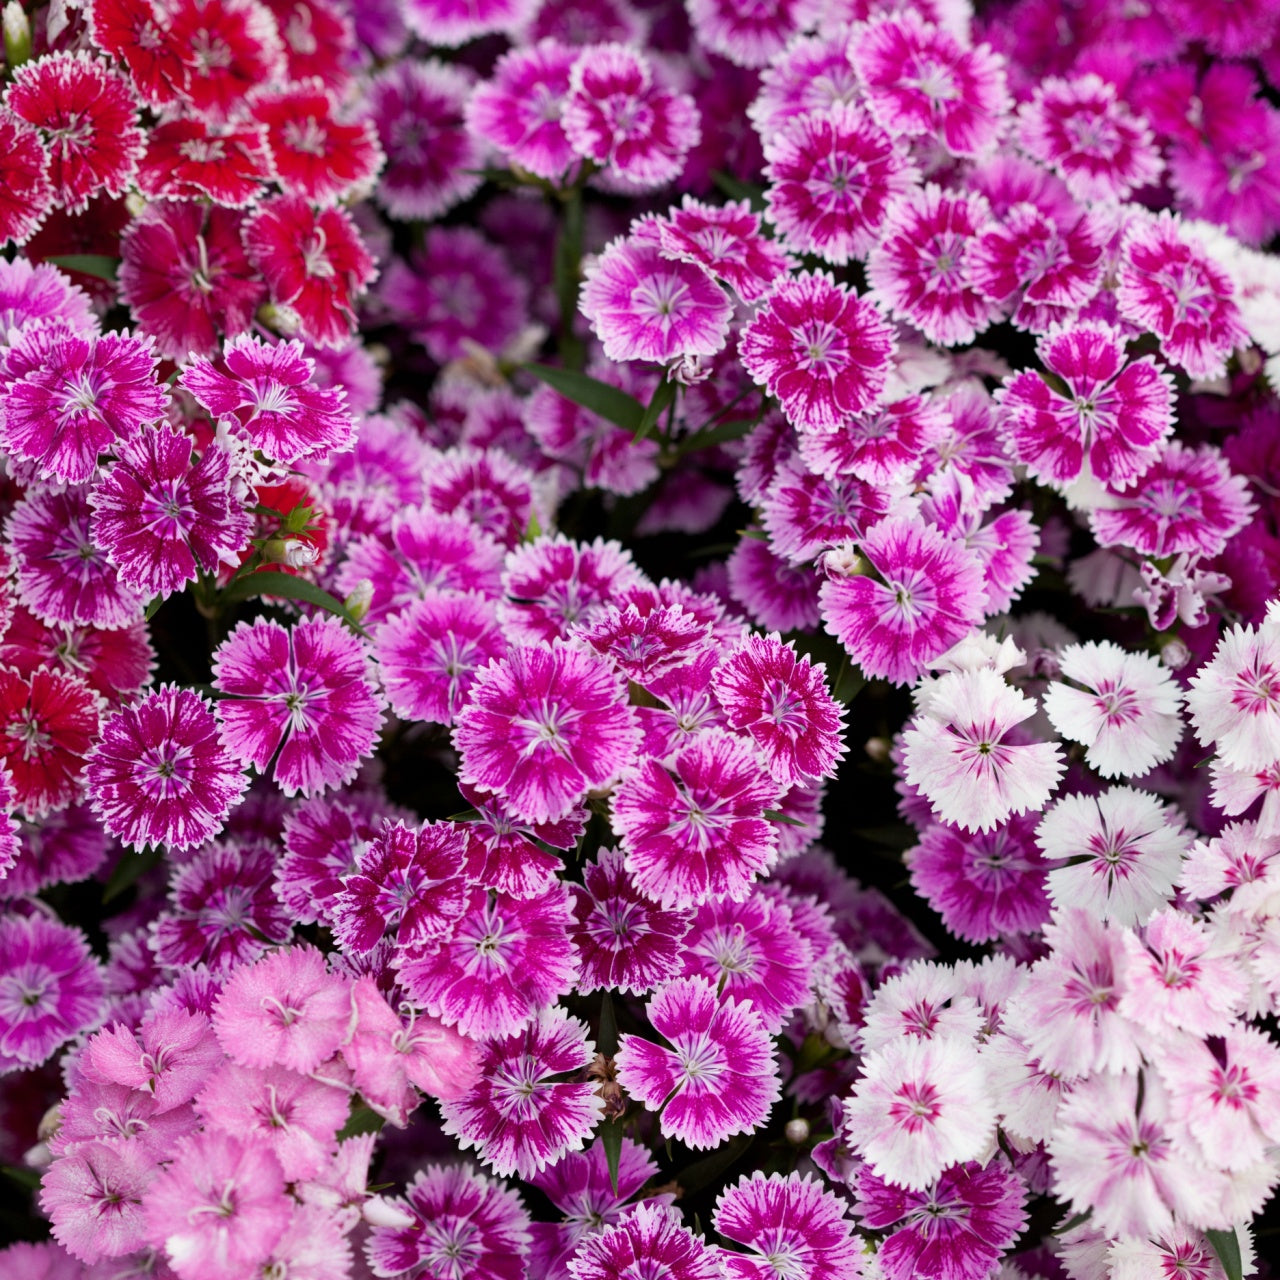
[1018,75,1162,203]
[574,597,709,684]
[613,728,782,909]
[1041,640,1184,779]
[760,456,894,563]
[819,516,986,687]
[243,195,375,349]
[1091,441,1255,559]
[454,641,639,826]
[740,271,896,432]
[763,103,916,267]
[902,668,1065,834]
[364,1164,530,1280]
[459,783,578,900]
[4,802,110,898]
[615,975,779,1149]
[332,818,469,953]
[133,118,270,207]
[727,532,821,633]
[395,884,578,1040]
[998,322,1174,491]
[425,445,538,548]
[7,485,145,631]
[367,59,483,222]
[182,335,354,467]
[580,237,732,366]
[317,412,431,544]
[39,1138,153,1264]
[1186,618,1280,771]
[0,666,101,819]
[854,1159,1027,1280]
[4,54,143,213]
[562,44,700,191]
[0,256,94,339]
[657,197,791,304]
[798,392,947,489]
[164,0,286,121]
[86,685,246,852]
[152,841,292,972]
[1115,212,1248,380]
[867,186,1000,348]
[1108,1226,1253,1280]
[0,912,103,1072]
[858,960,984,1054]
[571,847,692,995]
[749,30,862,136]
[90,426,251,600]
[0,328,166,485]
[0,112,53,248]
[142,1130,290,1280]
[402,0,537,49]
[849,13,1009,158]
[686,0,798,67]
[466,39,578,182]
[568,1202,723,1280]
[440,1006,603,1179]
[844,1035,995,1191]
[907,813,1052,944]
[213,615,384,798]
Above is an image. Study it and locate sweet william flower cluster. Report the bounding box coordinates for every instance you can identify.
[4,0,1280,1277]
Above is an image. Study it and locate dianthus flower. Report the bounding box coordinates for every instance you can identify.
[849,12,1009,158]
[997,322,1174,491]
[748,30,862,137]
[615,975,779,1149]
[181,335,354,467]
[1186,617,1280,771]
[760,457,893,563]
[84,1008,222,1111]
[39,1138,153,1264]
[657,197,792,304]
[763,103,916,267]
[396,884,578,1040]
[854,1160,1026,1280]
[685,0,797,66]
[132,118,270,207]
[0,257,94,339]
[573,597,709,684]
[580,237,732,367]
[0,113,53,248]
[164,0,286,121]
[459,783,578,900]
[402,0,537,50]
[727,533,821,633]
[1115,212,1248,380]
[740,271,896,432]
[212,615,384,798]
[365,1164,530,1280]
[454,641,639,826]
[85,685,247,852]
[858,960,984,1054]
[1042,640,1184,778]
[3,54,143,213]
[799,391,947,487]
[567,1202,722,1280]
[0,327,166,485]
[440,1007,603,1179]
[0,912,103,1072]
[844,1035,995,1191]
[425,445,538,548]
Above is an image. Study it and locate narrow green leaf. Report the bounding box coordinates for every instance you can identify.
[763,809,806,826]
[46,254,120,282]
[673,416,757,457]
[710,170,766,210]
[1051,1209,1093,1235]
[103,844,164,904]
[144,595,165,622]
[1205,1228,1243,1280]
[832,660,866,705]
[3,1164,41,1190]
[337,1104,385,1141]
[221,571,366,634]
[522,363,645,432]
[634,378,676,443]
[599,1119,624,1197]
[597,991,619,1058]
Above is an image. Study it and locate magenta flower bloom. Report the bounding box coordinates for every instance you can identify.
[460,783,578,899]
[571,847,692,995]
[467,39,578,181]
[1018,74,1163,203]
[0,327,166,485]
[715,1172,864,1280]
[574,597,711,684]
[454,641,639,827]
[213,615,385,798]
[580,236,732,366]
[686,0,797,67]
[1115,212,1248,380]
[711,632,845,787]
[85,685,247,853]
[613,728,782,909]
[180,335,355,467]
[568,1203,724,1280]
[799,391,948,488]
[143,1130,291,1280]
[819,516,986,686]
[395,884,578,1040]
[89,426,252,600]
[763,103,916,267]
[562,44,700,191]
[998,322,1174,491]
[727,532,822,633]
[760,457,892,564]
[440,1006,604,1178]
[850,12,1010,158]
[39,1138,153,1264]
[366,1164,530,1280]
[615,975,779,1149]
[0,114,53,250]
[0,257,94,338]
[854,1159,1027,1280]
[426,445,539,548]
[740,272,896,433]
[331,818,470,953]
[0,912,103,1072]
[657,197,792,304]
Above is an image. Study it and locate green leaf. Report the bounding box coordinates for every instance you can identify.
[337,1104,385,1141]
[103,844,164,904]
[763,809,806,826]
[673,416,757,457]
[710,171,766,210]
[634,378,676,443]
[221,571,367,634]
[46,254,119,282]
[599,1119,624,1197]
[144,595,165,622]
[1051,1209,1093,1235]
[1205,1228,1243,1280]
[3,1164,41,1190]
[832,659,866,705]
[522,364,645,432]
[597,991,619,1058]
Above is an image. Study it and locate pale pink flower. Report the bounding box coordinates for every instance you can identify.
[1186,618,1280,771]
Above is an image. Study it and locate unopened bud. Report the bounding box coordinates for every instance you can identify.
[363,1196,417,1230]
[864,736,891,763]
[820,543,867,580]
[261,537,319,570]
[1160,637,1191,670]
[3,1,31,67]
[343,578,373,622]
[784,1118,810,1145]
